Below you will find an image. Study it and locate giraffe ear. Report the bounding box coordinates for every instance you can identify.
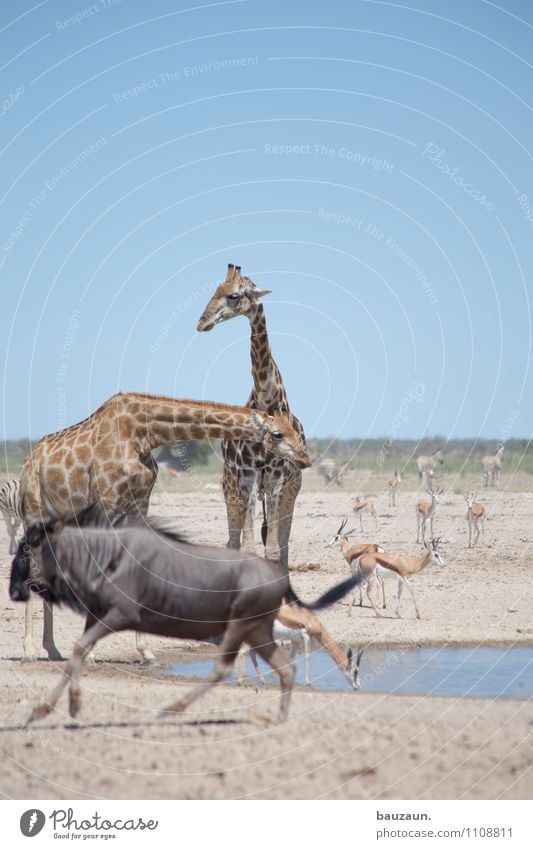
[252,409,267,431]
[247,286,272,300]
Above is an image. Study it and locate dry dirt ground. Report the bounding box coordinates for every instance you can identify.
[0,471,532,800]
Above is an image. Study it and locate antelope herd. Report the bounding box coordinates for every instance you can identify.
[0,261,508,725]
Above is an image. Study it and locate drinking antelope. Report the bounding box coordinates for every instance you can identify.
[239,603,362,689]
[387,470,402,507]
[10,512,364,724]
[352,496,378,532]
[482,445,504,487]
[415,487,443,544]
[356,538,446,619]
[325,518,386,612]
[464,492,486,547]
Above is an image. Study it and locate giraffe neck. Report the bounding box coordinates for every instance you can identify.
[108,393,267,450]
[248,303,289,413]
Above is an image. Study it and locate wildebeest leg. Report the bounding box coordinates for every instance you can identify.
[160,619,250,716]
[25,614,121,725]
[249,623,295,722]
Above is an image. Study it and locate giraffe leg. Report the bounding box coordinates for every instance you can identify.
[23,595,37,661]
[42,598,63,661]
[239,471,258,554]
[222,465,243,550]
[276,470,302,575]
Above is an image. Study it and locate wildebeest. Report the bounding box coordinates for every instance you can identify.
[10,516,364,724]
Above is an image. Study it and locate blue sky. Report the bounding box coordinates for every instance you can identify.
[1,0,532,442]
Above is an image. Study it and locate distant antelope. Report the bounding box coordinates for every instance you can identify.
[357,538,446,619]
[352,495,378,532]
[325,518,386,612]
[464,492,486,547]
[416,487,443,544]
[317,458,347,487]
[388,470,402,507]
[482,445,504,487]
[416,448,444,480]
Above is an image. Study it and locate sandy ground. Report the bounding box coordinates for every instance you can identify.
[0,470,532,800]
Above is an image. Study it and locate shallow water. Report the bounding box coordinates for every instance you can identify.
[163,646,533,700]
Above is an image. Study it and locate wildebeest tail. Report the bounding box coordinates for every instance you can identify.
[285,572,364,611]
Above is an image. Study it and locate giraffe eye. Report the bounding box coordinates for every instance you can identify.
[272,431,284,440]
[227,293,242,302]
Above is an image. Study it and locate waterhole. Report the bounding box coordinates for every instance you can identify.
[162,646,532,699]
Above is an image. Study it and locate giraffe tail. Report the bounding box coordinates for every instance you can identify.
[260,495,268,548]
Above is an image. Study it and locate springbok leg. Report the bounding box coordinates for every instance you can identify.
[250,623,295,722]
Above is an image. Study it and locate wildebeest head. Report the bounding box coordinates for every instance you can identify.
[9,520,63,602]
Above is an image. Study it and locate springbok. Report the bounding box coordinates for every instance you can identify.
[325,518,386,612]
[416,487,442,544]
[239,594,363,689]
[352,496,378,532]
[10,514,364,724]
[482,445,504,487]
[416,448,444,480]
[387,470,402,508]
[464,492,486,547]
[357,538,446,619]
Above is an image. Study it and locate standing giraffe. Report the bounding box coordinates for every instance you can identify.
[197,264,306,574]
[18,391,310,660]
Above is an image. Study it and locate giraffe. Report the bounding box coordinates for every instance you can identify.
[197,264,306,575]
[18,390,311,661]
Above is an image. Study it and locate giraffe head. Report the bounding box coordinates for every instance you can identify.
[256,410,312,469]
[197,264,271,331]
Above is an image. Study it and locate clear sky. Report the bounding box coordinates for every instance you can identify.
[1,0,532,443]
